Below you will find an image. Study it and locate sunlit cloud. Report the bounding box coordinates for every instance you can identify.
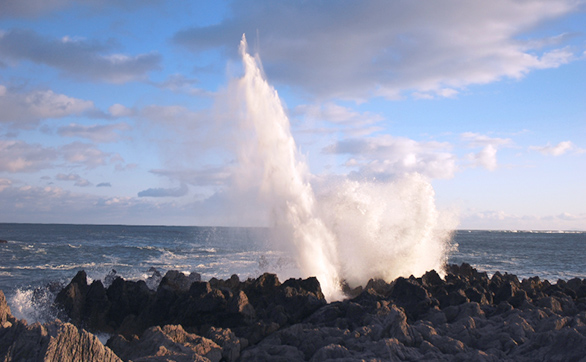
[0,85,94,127]
[461,132,513,171]
[0,140,58,172]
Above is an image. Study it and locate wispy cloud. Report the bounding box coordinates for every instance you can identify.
[529,141,581,156]
[294,102,383,137]
[462,209,586,230]
[0,139,126,173]
[323,135,456,179]
[138,183,188,197]
[57,122,131,143]
[0,29,161,83]
[56,172,91,187]
[0,0,160,18]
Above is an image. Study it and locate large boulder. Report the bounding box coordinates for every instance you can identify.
[0,312,120,361]
[107,324,222,362]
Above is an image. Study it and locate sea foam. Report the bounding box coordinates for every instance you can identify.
[232,35,457,300]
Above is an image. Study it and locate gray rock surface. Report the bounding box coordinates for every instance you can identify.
[0,290,120,361]
[5,263,586,361]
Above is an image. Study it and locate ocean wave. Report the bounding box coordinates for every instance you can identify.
[8,287,59,324]
[199,247,217,253]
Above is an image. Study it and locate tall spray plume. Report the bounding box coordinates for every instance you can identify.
[233,35,456,301]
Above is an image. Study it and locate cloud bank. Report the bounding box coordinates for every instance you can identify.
[174,0,580,100]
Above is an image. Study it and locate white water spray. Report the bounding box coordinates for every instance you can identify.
[233,35,456,300]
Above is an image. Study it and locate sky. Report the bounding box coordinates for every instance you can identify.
[0,0,584,230]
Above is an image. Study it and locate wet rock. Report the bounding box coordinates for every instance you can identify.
[55,270,89,324]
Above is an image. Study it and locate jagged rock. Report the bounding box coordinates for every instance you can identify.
[55,270,89,324]
[388,277,435,320]
[42,263,586,361]
[107,324,221,362]
[159,270,202,293]
[205,326,242,362]
[0,317,120,361]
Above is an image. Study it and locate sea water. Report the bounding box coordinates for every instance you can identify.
[1,223,585,322]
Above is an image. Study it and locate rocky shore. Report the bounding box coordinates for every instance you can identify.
[2,263,586,361]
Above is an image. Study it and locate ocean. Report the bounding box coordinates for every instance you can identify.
[1,223,585,322]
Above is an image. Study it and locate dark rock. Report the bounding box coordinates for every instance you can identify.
[205,326,243,362]
[45,263,586,361]
[55,270,89,324]
[158,270,200,293]
[0,239,7,244]
[388,277,434,320]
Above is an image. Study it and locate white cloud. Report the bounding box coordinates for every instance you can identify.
[0,29,161,83]
[461,132,513,148]
[60,142,118,168]
[461,132,513,171]
[150,167,231,187]
[57,122,131,143]
[108,104,134,118]
[466,144,498,171]
[174,0,581,100]
[0,140,58,172]
[0,139,124,173]
[323,135,457,179]
[0,86,94,127]
[295,102,384,137]
[529,140,577,156]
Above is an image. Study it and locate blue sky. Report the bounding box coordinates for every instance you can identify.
[0,0,584,230]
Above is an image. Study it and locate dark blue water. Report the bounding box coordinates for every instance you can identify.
[1,224,585,321]
[449,229,586,282]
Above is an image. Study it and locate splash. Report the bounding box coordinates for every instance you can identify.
[234,35,456,300]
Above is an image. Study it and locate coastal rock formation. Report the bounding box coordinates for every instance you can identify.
[4,263,586,360]
[0,291,120,361]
